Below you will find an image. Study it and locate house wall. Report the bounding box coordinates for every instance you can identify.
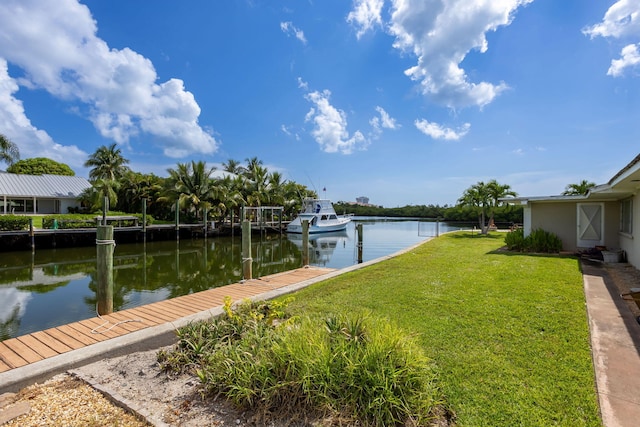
[38,199,56,214]
[619,194,640,268]
[603,201,621,250]
[529,201,620,252]
[60,199,81,214]
[530,202,577,251]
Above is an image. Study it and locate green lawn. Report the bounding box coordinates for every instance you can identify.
[284,231,601,426]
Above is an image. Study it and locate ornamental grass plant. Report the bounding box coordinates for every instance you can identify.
[159,298,442,426]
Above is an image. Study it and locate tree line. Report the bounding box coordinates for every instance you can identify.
[1,133,597,228]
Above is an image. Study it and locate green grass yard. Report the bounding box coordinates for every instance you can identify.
[284,231,601,426]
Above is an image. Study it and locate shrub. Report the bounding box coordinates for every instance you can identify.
[504,228,525,251]
[504,228,562,253]
[158,298,442,426]
[0,215,30,231]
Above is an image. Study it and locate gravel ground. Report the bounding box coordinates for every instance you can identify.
[2,347,266,427]
[2,373,149,427]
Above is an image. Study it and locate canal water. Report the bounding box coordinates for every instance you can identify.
[0,218,461,341]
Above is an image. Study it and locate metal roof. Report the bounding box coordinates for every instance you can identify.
[0,173,91,198]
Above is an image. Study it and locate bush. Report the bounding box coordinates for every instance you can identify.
[42,212,154,229]
[504,228,562,253]
[158,298,442,426]
[0,215,30,231]
[42,214,96,229]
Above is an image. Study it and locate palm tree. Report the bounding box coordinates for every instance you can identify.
[0,134,20,166]
[84,143,130,181]
[222,159,243,175]
[563,179,596,196]
[162,160,218,221]
[458,180,517,233]
[458,182,490,233]
[84,143,130,210]
[486,180,517,229]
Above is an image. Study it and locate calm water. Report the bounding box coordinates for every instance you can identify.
[0,218,460,340]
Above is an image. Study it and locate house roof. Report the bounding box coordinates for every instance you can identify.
[505,152,640,205]
[0,173,91,199]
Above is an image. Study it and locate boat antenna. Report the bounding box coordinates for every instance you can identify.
[303,172,318,196]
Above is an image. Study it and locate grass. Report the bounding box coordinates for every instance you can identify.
[282,231,601,426]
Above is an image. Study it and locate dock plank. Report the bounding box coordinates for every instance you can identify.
[30,331,73,354]
[16,335,58,359]
[2,339,43,364]
[0,342,28,369]
[55,325,99,346]
[44,328,86,350]
[116,308,162,326]
[0,267,336,374]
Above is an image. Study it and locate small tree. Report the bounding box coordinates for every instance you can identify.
[458,180,517,234]
[7,157,75,176]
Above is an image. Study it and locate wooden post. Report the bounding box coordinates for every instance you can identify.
[142,198,147,232]
[175,199,180,241]
[96,225,114,315]
[356,223,363,264]
[102,196,108,226]
[242,220,252,280]
[436,217,440,237]
[302,219,309,266]
[203,206,208,237]
[29,218,35,253]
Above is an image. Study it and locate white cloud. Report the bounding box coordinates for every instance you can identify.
[376,106,398,129]
[415,118,470,140]
[0,0,218,158]
[281,124,301,140]
[386,0,531,108]
[370,106,399,137]
[305,90,368,154]
[608,43,640,76]
[347,0,384,39]
[297,77,309,90]
[0,59,87,169]
[584,0,640,77]
[583,0,640,39]
[280,21,308,44]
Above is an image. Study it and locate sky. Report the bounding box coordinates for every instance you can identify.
[0,0,639,207]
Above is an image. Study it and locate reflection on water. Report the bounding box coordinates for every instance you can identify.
[0,219,459,340]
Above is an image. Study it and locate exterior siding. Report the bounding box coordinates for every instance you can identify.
[620,194,639,268]
[530,202,577,251]
[530,201,620,252]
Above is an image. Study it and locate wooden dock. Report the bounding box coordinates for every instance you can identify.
[0,267,334,374]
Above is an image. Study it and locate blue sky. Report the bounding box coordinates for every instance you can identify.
[0,0,639,207]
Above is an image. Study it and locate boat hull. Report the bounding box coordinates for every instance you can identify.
[286,219,350,234]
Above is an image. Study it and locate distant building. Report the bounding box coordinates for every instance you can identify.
[356,196,369,205]
[0,173,91,214]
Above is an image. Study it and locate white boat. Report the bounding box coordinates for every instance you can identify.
[286,199,352,234]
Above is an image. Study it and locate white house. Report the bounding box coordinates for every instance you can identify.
[506,153,640,268]
[0,173,91,215]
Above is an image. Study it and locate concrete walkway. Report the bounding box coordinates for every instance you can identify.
[582,261,640,427]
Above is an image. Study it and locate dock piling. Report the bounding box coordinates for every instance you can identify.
[302,220,309,266]
[96,225,115,315]
[242,220,252,280]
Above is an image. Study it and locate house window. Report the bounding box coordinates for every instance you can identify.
[620,198,633,235]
